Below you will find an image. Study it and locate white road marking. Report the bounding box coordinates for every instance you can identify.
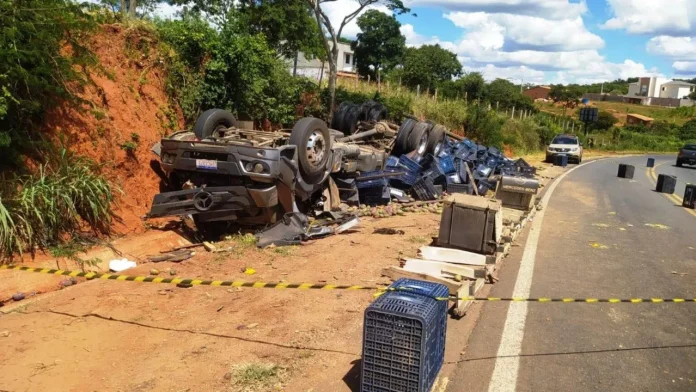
[488,160,597,392]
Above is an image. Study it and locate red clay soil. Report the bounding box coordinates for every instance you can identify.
[44,24,184,235]
[0,212,476,392]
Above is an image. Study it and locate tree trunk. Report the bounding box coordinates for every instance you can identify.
[128,0,136,17]
[120,0,126,15]
[327,59,338,121]
[293,51,298,77]
[326,44,339,123]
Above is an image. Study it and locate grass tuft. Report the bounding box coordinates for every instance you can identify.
[0,149,115,261]
[228,362,285,391]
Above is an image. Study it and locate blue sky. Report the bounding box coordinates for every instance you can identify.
[150,0,696,85]
[320,0,696,85]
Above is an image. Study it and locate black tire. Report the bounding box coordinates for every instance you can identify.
[677,159,683,167]
[331,102,350,132]
[408,121,433,156]
[427,124,446,156]
[392,119,417,157]
[194,109,237,139]
[361,101,387,122]
[290,117,332,184]
[342,103,362,135]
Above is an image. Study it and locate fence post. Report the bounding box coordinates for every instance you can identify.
[417,85,420,97]
[511,106,515,119]
[434,88,438,102]
[496,101,499,111]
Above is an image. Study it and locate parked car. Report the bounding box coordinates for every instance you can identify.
[677,144,696,167]
[546,134,583,164]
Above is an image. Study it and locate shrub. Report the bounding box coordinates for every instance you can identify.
[0,150,114,260]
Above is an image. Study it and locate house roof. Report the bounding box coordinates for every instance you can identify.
[627,113,654,121]
[525,85,551,90]
[663,80,695,86]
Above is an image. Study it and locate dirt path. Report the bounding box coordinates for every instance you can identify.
[0,211,472,392]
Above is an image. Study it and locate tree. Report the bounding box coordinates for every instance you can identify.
[484,78,533,111]
[1,0,95,169]
[351,10,405,81]
[401,44,461,92]
[593,111,618,131]
[304,0,410,119]
[689,90,696,100]
[234,0,324,60]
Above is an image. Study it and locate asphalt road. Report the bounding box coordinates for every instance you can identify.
[448,155,696,392]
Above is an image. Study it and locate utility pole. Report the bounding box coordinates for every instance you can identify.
[601,82,604,95]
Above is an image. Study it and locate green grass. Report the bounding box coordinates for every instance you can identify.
[228,363,285,391]
[535,101,695,126]
[407,235,428,244]
[0,149,115,260]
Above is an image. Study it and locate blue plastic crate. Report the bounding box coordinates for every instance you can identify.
[361,185,391,206]
[412,177,440,201]
[554,155,568,167]
[357,170,391,190]
[385,167,417,187]
[445,173,461,185]
[362,279,448,392]
[386,155,400,168]
[437,155,456,174]
[398,155,423,173]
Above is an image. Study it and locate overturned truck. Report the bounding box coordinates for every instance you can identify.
[147,102,535,230]
[147,103,444,228]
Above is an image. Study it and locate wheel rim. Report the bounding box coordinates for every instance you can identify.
[417,133,428,155]
[433,141,443,156]
[306,130,326,167]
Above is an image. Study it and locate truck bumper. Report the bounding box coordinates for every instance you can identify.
[148,185,279,221]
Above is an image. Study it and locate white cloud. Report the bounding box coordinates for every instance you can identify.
[673,61,696,75]
[602,0,696,36]
[152,2,182,19]
[405,0,587,20]
[320,0,390,38]
[401,8,657,84]
[647,36,696,59]
[465,64,546,84]
[445,12,603,52]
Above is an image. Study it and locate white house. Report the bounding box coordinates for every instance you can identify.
[659,80,695,99]
[289,41,357,80]
[627,77,668,98]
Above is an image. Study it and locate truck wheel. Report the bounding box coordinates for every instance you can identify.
[360,101,388,122]
[392,119,417,157]
[290,118,332,184]
[341,103,361,135]
[408,121,433,156]
[194,109,237,139]
[427,124,446,156]
[330,102,350,132]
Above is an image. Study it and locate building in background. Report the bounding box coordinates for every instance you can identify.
[289,41,357,81]
[659,81,695,99]
[522,85,551,100]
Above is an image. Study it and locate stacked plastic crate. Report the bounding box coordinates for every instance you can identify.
[361,278,448,392]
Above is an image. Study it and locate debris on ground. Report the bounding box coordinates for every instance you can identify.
[148,250,194,263]
[256,212,359,248]
[11,292,26,301]
[108,258,137,272]
[589,242,609,249]
[374,228,406,235]
[243,267,256,275]
[150,269,160,275]
[0,331,10,337]
[203,241,216,252]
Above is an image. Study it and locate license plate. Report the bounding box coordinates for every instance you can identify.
[196,159,217,170]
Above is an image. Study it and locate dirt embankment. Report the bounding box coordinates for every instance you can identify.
[44,24,183,234]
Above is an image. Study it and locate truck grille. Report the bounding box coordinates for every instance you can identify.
[182,151,230,161]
